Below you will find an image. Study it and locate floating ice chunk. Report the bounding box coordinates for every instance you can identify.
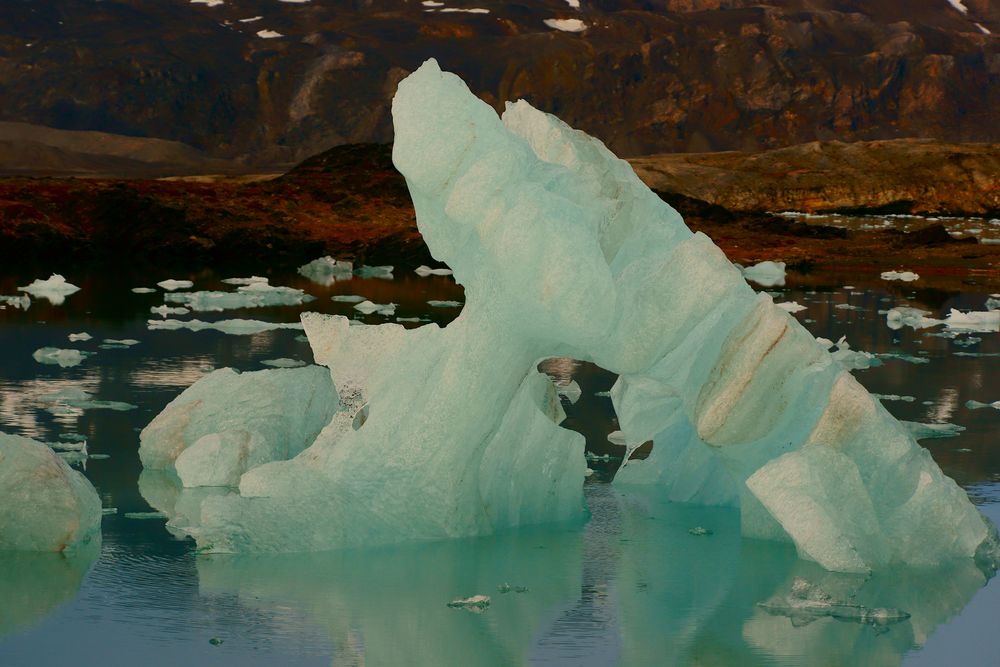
[0,433,101,551]
[132,287,156,294]
[759,578,910,628]
[256,29,283,38]
[986,297,1000,311]
[68,332,91,342]
[33,347,91,367]
[165,281,314,311]
[261,358,306,368]
[903,421,966,440]
[414,265,454,277]
[873,394,916,402]
[543,18,587,32]
[148,318,303,335]
[741,261,786,287]
[816,336,880,371]
[427,300,462,308]
[103,339,139,346]
[151,304,190,317]
[607,430,626,447]
[447,595,490,612]
[353,300,396,316]
[776,301,806,313]
[354,265,394,279]
[965,399,1000,411]
[0,295,30,310]
[18,274,80,305]
[880,270,919,282]
[688,526,713,536]
[221,276,268,286]
[298,257,353,286]
[58,433,88,443]
[139,366,338,476]
[157,279,194,291]
[332,295,366,303]
[124,511,167,520]
[556,380,582,404]
[886,306,940,330]
[944,309,1000,332]
[39,387,137,412]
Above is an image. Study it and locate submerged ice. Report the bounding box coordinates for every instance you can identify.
[137,60,998,573]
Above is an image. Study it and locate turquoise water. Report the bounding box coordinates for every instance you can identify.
[0,266,998,666]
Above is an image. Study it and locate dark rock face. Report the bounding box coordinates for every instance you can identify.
[1,1,998,166]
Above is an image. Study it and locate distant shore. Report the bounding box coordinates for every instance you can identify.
[1,142,998,290]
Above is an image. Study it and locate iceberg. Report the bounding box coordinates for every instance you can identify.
[138,60,998,573]
[741,261,786,287]
[157,279,194,291]
[943,308,1000,332]
[298,257,353,286]
[353,300,396,316]
[0,433,101,551]
[18,274,80,305]
[0,294,30,310]
[33,347,91,367]
[164,280,314,312]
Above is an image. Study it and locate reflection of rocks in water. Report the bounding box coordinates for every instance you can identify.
[0,540,99,639]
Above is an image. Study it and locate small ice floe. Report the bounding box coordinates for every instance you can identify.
[123,511,167,520]
[873,394,916,403]
[298,257,353,286]
[33,347,91,367]
[543,18,587,32]
[880,270,919,282]
[151,305,190,317]
[834,303,864,312]
[221,276,268,286]
[439,7,489,13]
[817,337,880,371]
[555,380,582,404]
[886,306,940,330]
[758,578,910,629]
[354,265,394,279]
[256,29,283,39]
[953,336,982,347]
[594,390,612,397]
[58,433,88,443]
[354,301,396,316]
[422,0,444,6]
[689,526,713,536]
[447,595,490,612]
[776,301,806,313]
[191,0,224,6]
[0,295,31,310]
[18,274,81,305]
[586,451,619,462]
[966,399,1000,411]
[131,287,156,294]
[68,332,92,342]
[497,583,529,594]
[985,296,1000,311]
[414,265,453,277]
[157,279,193,291]
[741,261,786,287]
[148,318,304,335]
[103,339,139,346]
[427,300,463,308]
[261,358,306,368]
[954,351,1000,357]
[607,430,626,447]
[239,15,262,22]
[40,387,137,413]
[102,507,118,515]
[903,421,966,440]
[165,281,314,311]
[943,309,1000,332]
[332,295,366,303]
[396,316,423,322]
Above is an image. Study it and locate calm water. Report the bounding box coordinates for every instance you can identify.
[0,263,998,666]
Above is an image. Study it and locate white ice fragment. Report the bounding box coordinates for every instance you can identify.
[0,295,31,310]
[332,295,367,303]
[191,0,224,6]
[18,274,80,305]
[873,394,916,402]
[556,380,582,404]
[147,318,304,335]
[151,305,190,317]
[33,347,90,367]
[944,309,1000,332]
[607,430,626,447]
[103,339,139,346]
[0,433,101,551]
[39,387,136,412]
[165,281,314,311]
[422,1,444,5]
[221,276,268,286]
[741,261,786,287]
[903,421,966,440]
[298,257,353,286]
[353,300,396,316]
[414,265,454,277]
[131,287,156,294]
[886,306,941,330]
[354,265,394,279]
[965,399,1000,411]
[543,18,587,32]
[427,300,463,308]
[256,29,283,39]
[68,332,91,342]
[447,594,490,611]
[880,270,919,282]
[261,358,307,368]
[776,301,806,313]
[758,577,910,628]
[946,0,968,14]
[439,7,489,13]
[157,279,194,291]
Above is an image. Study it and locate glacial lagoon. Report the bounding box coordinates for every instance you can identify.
[0,263,998,666]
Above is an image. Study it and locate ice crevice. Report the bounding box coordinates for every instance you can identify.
[131,59,998,573]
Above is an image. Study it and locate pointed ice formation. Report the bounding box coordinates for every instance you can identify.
[138,60,998,573]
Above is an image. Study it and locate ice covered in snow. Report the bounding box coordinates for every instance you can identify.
[0,433,101,551]
[138,60,998,573]
[148,318,304,335]
[740,261,786,287]
[33,347,91,367]
[543,18,587,32]
[164,280,314,312]
[298,257,353,286]
[943,309,1000,332]
[880,270,919,282]
[354,300,396,316]
[18,274,80,305]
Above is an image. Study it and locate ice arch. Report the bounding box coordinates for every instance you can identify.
[149,60,997,573]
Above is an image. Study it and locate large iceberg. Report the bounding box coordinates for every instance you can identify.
[141,60,998,572]
[0,433,101,552]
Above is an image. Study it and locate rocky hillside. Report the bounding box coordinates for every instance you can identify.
[1,0,998,167]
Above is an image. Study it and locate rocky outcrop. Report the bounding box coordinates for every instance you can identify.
[0,1,998,166]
